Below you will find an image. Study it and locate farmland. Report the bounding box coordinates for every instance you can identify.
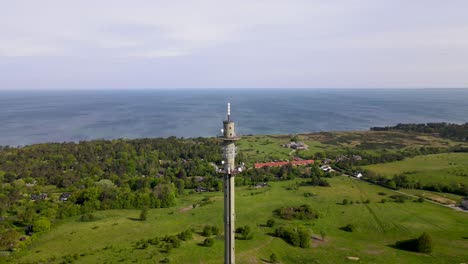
[13,177,468,264]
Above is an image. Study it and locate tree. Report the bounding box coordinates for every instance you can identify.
[418,232,432,253]
[33,217,51,233]
[202,238,214,247]
[140,207,148,221]
[266,219,275,227]
[0,229,20,251]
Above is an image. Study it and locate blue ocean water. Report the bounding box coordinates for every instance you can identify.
[0,89,467,146]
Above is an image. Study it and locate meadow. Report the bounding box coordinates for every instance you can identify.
[14,176,468,264]
[363,153,468,187]
[237,131,468,165]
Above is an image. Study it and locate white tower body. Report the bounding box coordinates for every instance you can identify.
[221,103,239,264]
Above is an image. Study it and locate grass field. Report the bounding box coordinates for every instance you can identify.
[363,153,468,186]
[237,131,468,166]
[13,176,468,264]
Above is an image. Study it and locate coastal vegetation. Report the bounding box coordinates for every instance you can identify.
[0,126,467,263]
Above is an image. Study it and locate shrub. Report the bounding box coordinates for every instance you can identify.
[340,224,356,232]
[274,226,311,248]
[274,205,319,220]
[80,213,96,222]
[381,199,387,203]
[202,225,220,237]
[33,218,51,233]
[160,257,170,263]
[342,199,348,205]
[390,195,409,203]
[162,235,181,248]
[202,238,214,247]
[177,230,193,241]
[266,219,275,227]
[395,232,433,253]
[235,225,253,240]
[270,253,279,263]
[140,207,148,221]
[417,232,432,253]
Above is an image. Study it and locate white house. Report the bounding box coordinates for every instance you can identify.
[461,198,468,210]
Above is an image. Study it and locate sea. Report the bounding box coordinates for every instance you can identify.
[1,89,467,146]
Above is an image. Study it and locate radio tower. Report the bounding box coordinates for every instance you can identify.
[221,103,240,264]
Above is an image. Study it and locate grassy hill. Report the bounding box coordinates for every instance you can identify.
[13,176,468,264]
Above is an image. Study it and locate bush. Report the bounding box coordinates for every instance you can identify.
[390,195,409,203]
[140,207,148,221]
[418,232,433,253]
[381,199,387,203]
[202,225,220,237]
[160,257,170,263]
[266,219,275,227]
[177,230,193,241]
[395,232,433,253]
[270,253,279,263]
[274,205,319,220]
[340,224,356,232]
[202,238,214,247]
[342,199,348,205]
[162,235,181,248]
[33,218,51,233]
[235,225,253,240]
[80,213,96,222]
[274,226,310,248]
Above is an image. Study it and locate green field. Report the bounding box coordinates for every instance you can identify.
[13,177,468,264]
[237,131,468,165]
[363,153,468,186]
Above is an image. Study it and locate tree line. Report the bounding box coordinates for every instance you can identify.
[371,122,468,142]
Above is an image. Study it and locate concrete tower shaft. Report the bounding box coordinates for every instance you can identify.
[221,102,239,264]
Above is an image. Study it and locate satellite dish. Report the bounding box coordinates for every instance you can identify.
[221,160,225,164]
[238,168,242,172]
[221,128,224,133]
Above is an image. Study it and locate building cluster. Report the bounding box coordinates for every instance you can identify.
[335,154,362,163]
[281,141,308,150]
[254,159,314,169]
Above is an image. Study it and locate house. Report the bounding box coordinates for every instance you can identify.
[196,186,210,193]
[320,165,333,172]
[30,193,48,201]
[461,198,468,210]
[255,182,269,188]
[59,192,71,202]
[322,158,332,164]
[282,141,309,150]
[352,172,363,178]
[254,160,314,169]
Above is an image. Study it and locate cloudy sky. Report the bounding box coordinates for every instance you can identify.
[1,0,467,90]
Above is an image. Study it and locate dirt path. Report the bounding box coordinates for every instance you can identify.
[238,236,275,262]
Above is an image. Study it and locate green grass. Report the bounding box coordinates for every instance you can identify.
[237,131,468,166]
[363,153,468,186]
[12,176,468,264]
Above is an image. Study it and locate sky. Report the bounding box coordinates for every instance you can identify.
[1,0,467,90]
